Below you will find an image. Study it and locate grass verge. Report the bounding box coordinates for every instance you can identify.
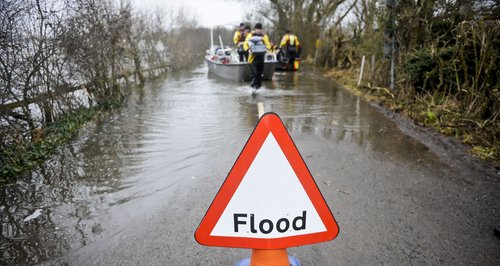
[325,69,500,166]
[0,106,101,186]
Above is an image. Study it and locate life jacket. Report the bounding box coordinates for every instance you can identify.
[248,32,267,55]
[238,30,247,42]
[286,34,297,52]
[236,30,247,52]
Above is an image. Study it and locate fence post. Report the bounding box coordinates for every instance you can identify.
[358,55,366,86]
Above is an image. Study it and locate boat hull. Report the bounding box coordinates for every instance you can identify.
[262,60,277,80]
[206,56,251,81]
[205,56,276,82]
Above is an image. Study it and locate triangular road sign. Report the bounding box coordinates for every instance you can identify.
[195,112,339,249]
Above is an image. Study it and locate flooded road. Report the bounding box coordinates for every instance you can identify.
[1,65,499,265]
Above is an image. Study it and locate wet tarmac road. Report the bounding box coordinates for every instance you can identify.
[1,65,499,265]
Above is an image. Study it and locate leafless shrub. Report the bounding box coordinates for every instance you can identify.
[1,0,209,176]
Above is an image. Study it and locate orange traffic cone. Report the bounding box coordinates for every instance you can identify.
[249,249,289,266]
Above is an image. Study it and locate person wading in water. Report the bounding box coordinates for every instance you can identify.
[244,23,271,89]
[279,30,301,71]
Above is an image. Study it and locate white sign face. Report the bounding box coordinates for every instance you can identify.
[210,132,327,238]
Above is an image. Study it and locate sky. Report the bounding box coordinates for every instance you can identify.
[130,0,245,28]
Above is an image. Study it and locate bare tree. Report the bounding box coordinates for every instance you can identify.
[237,0,356,57]
[1,0,210,178]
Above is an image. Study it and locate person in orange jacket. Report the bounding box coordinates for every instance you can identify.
[279,30,301,71]
[244,23,271,89]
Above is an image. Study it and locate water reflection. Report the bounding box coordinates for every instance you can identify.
[1,65,434,264]
[256,69,430,163]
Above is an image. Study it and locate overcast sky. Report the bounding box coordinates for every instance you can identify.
[130,0,245,28]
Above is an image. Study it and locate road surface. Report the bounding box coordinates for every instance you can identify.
[1,65,499,265]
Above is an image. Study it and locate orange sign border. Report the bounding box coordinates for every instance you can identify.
[195,112,339,249]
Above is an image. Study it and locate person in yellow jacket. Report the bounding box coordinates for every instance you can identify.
[244,23,271,89]
[279,30,301,71]
[233,23,249,62]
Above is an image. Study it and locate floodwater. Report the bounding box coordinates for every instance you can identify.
[1,65,498,265]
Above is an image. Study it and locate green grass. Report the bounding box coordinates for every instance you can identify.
[0,107,98,185]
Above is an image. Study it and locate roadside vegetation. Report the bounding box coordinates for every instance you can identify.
[245,0,499,165]
[323,1,500,164]
[0,0,210,183]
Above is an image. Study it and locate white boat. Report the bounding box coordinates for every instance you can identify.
[205,31,277,82]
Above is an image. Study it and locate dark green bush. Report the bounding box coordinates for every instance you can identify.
[403,48,435,92]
